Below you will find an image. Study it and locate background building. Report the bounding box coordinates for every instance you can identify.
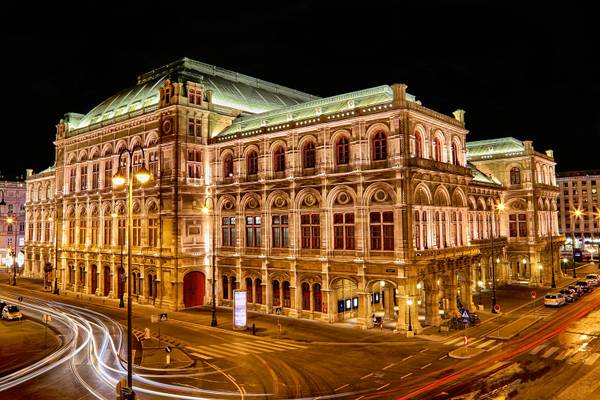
[0,177,27,270]
[24,58,561,333]
[557,170,600,259]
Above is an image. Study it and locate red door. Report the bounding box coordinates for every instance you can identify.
[184,271,205,308]
[103,266,111,296]
[117,267,125,298]
[91,265,98,294]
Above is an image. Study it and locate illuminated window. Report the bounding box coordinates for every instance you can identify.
[223,154,234,178]
[245,216,261,247]
[80,165,88,191]
[132,218,141,247]
[247,151,258,175]
[104,160,112,188]
[92,163,99,190]
[274,146,285,172]
[187,149,202,179]
[510,167,521,185]
[303,142,316,169]
[300,214,320,249]
[336,137,350,165]
[69,168,76,192]
[271,215,289,248]
[221,217,236,247]
[103,219,112,246]
[415,133,423,158]
[188,118,202,137]
[370,211,394,250]
[333,212,355,250]
[372,131,387,161]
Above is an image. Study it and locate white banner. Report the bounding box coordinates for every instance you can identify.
[233,290,247,330]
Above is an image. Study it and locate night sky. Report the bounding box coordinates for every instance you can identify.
[2,1,598,180]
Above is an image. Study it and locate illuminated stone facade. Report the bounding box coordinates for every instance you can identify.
[24,58,560,332]
[0,179,27,268]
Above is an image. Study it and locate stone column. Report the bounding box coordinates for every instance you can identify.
[356,291,371,329]
[309,285,315,315]
[289,285,299,317]
[395,293,407,333]
[427,288,442,326]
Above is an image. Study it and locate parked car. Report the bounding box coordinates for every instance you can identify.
[576,280,593,293]
[559,288,577,303]
[544,293,566,307]
[568,285,584,297]
[1,305,22,321]
[0,300,7,313]
[585,274,600,286]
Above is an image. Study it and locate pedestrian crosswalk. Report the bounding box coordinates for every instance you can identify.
[531,307,559,319]
[442,336,600,366]
[185,339,309,360]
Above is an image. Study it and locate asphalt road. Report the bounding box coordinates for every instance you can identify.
[0,263,599,399]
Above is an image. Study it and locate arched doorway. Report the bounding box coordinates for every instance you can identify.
[331,278,358,322]
[91,265,98,294]
[183,271,206,308]
[117,267,125,299]
[103,266,111,296]
[369,280,398,324]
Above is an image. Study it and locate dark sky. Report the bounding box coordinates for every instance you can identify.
[2,1,598,179]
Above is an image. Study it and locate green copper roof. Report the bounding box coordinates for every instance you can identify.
[466,137,525,159]
[71,58,319,132]
[216,85,416,137]
[467,162,502,187]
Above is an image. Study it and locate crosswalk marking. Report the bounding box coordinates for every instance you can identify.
[486,343,503,352]
[542,347,559,358]
[231,342,274,353]
[271,340,308,349]
[466,338,486,347]
[445,337,464,346]
[188,352,213,360]
[555,348,576,361]
[530,344,548,355]
[186,345,234,358]
[240,341,280,352]
[477,340,496,349]
[185,339,308,361]
[584,353,600,365]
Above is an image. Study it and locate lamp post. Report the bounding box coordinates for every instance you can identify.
[6,216,18,286]
[490,202,504,314]
[548,209,556,288]
[572,207,600,270]
[407,298,413,332]
[112,144,151,400]
[539,265,543,284]
[201,196,218,327]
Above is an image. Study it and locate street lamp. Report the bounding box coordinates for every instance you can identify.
[547,208,556,288]
[477,280,483,307]
[407,298,413,332]
[572,207,600,269]
[490,202,505,313]
[201,197,218,327]
[539,264,543,284]
[6,216,18,286]
[112,144,151,400]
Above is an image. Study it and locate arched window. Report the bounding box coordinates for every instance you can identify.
[274,146,285,172]
[415,133,423,158]
[255,278,263,304]
[313,283,322,312]
[303,142,316,169]
[223,154,234,178]
[414,211,421,250]
[432,137,443,161]
[301,282,310,310]
[451,142,459,165]
[272,280,280,306]
[147,274,154,298]
[336,137,350,165]
[422,211,428,249]
[282,281,291,307]
[246,277,253,303]
[372,131,387,161]
[247,151,258,175]
[510,167,521,185]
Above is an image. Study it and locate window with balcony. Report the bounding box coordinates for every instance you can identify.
[301,214,320,249]
[372,131,387,161]
[432,137,443,161]
[333,212,355,250]
[415,133,423,158]
[336,137,350,165]
[221,217,236,247]
[272,215,289,248]
[370,211,394,250]
[451,141,460,165]
[303,142,316,169]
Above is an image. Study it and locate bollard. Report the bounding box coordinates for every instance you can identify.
[252,323,256,335]
[166,353,171,366]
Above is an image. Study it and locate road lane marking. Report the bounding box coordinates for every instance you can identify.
[542,347,559,358]
[419,348,428,353]
[445,337,464,346]
[188,351,213,360]
[555,348,576,361]
[271,340,309,349]
[530,344,548,355]
[233,341,275,353]
[438,355,447,360]
[486,343,503,352]
[335,384,350,392]
[382,363,395,370]
[420,363,431,369]
[360,373,373,380]
[401,355,413,361]
[477,340,496,349]
[467,338,486,347]
[584,353,600,365]
[377,383,390,391]
[400,373,413,379]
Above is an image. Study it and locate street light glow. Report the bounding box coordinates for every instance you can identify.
[135,167,151,184]
[6,216,14,224]
[496,202,505,212]
[112,172,126,187]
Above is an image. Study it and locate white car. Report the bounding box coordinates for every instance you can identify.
[585,274,600,286]
[544,293,566,307]
[1,305,23,320]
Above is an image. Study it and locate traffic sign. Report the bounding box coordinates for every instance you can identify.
[461,309,470,319]
[160,313,168,321]
[164,346,172,353]
[530,290,537,299]
[494,304,501,312]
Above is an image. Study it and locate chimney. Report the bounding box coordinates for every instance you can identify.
[452,109,466,124]
[26,169,33,177]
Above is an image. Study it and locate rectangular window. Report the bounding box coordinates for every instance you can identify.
[45,222,51,242]
[221,217,236,247]
[68,221,75,244]
[148,218,159,247]
[104,219,112,246]
[19,222,24,232]
[91,220,98,246]
[36,222,42,241]
[333,212,355,250]
[187,149,202,178]
[518,214,527,237]
[245,216,261,247]
[149,150,159,178]
[370,211,394,250]
[69,168,76,192]
[104,160,112,188]
[118,219,126,246]
[301,214,320,249]
[79,220,86,245]
[92,163,99,190]
[509,214,517,237]
[80,166,88,191]
[132,218,141,246]
[272,215,289,248]
[188,118,202,137]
